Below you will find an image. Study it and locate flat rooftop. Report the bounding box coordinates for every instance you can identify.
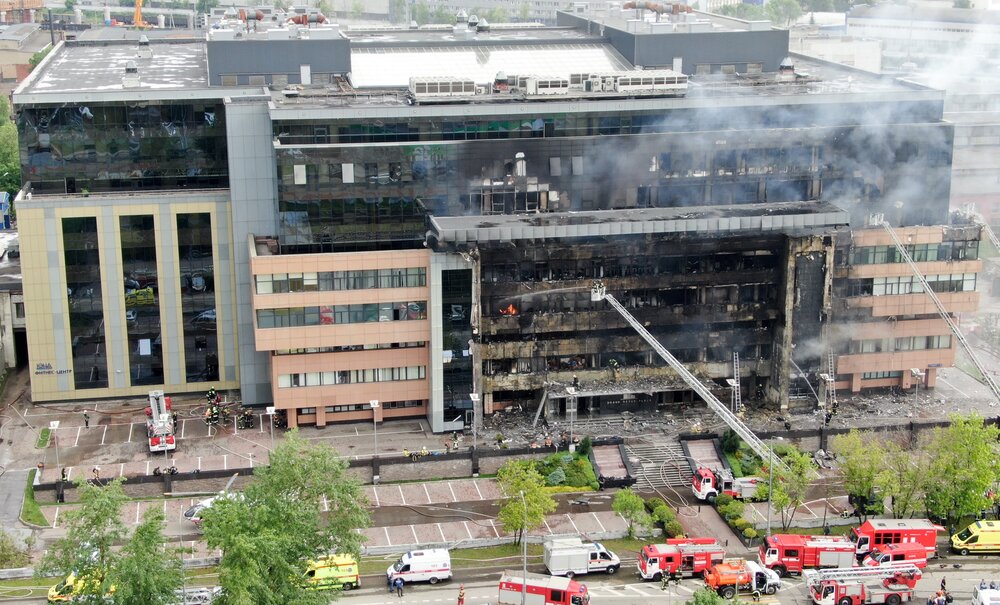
[430,201,850,244]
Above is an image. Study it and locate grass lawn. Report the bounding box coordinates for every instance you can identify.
[21,469,49,527]
[35,428,50,449]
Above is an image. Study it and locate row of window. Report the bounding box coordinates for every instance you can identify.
[851,335,952,354]
[278,365,426,388]
[257,301,427,328]
[316,400,424,414]
[870,274,977,296]
[274,342,426,355]
[255,268,426,294]
[851,241,979,265]
[862,371,904,380]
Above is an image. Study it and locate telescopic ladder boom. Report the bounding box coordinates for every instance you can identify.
[803,564,921,586]
[591,281,788,472]
[874,217,1000,404]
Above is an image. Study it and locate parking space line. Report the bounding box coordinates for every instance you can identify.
[100,425,107,445]
[437,523,446,542]
[53,507,60,528]
[398,485,406,506]
[675,584,695,594]
[258,415,264,433]
[181,419,187,440]
[66,466,74,481]
[145,461,150,476]
[197,457,202,471]
[566,514,580,533]
[384,527,392,546]
[223,455,228,470]
[488,519,500,538]
[448,481,457,502]
[372,486,380,508]
[127,423,133,443]
[591,512,606,532]
[118,464,124,477]
[473,480,484,500]
[135,503,140,525]
[463,521,473,540]
[74,426,81,447]
[206,422,212,437]
[423,484,431,503]
[410,525,418,544]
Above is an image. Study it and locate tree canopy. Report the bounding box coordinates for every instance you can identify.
[923,414,1000,526]
[612,488,651,539]
[110,508,185,605]
[202,429,371,605]
[496,460,557,544]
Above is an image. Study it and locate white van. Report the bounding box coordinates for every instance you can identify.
[386,549,452,585]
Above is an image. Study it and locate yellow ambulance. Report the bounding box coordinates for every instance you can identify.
[303,554,360,590]
[47,572,114,603]
[952,520,1000,555]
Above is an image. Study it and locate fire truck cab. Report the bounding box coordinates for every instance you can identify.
[861,543,928,569]
[637,538,725,581]
[498,570,589,605]
[760,534,856,576]
[851,520,943,560]
[692,467,759,502]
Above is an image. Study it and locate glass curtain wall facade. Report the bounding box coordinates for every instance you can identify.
[63,217,106,389]
[441,268,472,424]
[120,215,163,386]
[176,213,219,383]
[17,102,229,194]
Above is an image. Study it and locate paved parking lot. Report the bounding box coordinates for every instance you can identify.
[364,479,500,508]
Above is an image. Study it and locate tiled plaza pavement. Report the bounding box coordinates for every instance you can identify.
[358,510,627,551]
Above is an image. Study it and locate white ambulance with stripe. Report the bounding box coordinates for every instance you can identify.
[387,549,452,585]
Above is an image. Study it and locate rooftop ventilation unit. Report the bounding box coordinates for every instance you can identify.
[123,60,140,88]
[137,34,153,59]
[476,18,490,32]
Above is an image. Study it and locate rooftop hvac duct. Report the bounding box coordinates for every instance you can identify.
[622,1,693,14]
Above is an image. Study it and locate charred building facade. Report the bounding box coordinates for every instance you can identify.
[12,11,970,428]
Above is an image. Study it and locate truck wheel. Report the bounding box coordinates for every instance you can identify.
[566,571,575,579]
[652,572,663,582]
[343,583,354,591]
[886,595,901,605]
[839,598,853,605]
[773,566,787,578]
[765,585,777,595]
[721,586,736,599]
[429,577,439,585]
[707,493,718,504]
[959,548,969,556]
[607,565,619,575]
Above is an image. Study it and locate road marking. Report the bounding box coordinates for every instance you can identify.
[384,527,392,546]
[145,461,150,476]
[938,376,970,398]
[410,525,419,544]
[399,485,406,505]
[473,480,484,500]
[127,423,133,443]
[372,486,380,508]
[135,503,141,525]
[100,425,108,445]
[488,519,500,538]
[197,457,202,471]
[448,481,457,502]
[675,584,695,594]
[423,483,431,504]
[181,419,187,440]
[118,463,124,477]
[566,514,580,533]
[592,511,606,532]
[625,585,650,595]
[543,518,553,534]
[223,455,228,470]
[437,523,446,542]
[206,422,212,437]
[463,521,473,540]
[259,415,264,433]
[53,507,60,528]
[74,426,81,447]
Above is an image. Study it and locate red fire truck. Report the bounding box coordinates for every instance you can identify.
[637,538,726,581]
[850,520,944,560]
[145,390,176,453]
[805,564,921,605]
[691,467,760,502]
[498,570,590,605]
[760,534,856,576]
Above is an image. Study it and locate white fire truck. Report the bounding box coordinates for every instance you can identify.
[145,390,176,453]
[805,564,921,605]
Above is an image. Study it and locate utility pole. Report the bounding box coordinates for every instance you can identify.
[766,444,773,537]
[49,420,60,468]
[566,387,576,452]
[520,490,527,605]
[370,400,380,460]
[265,406,275,451]
[470,392,480,457]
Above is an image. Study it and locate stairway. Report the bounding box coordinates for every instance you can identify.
[625,439,693,488]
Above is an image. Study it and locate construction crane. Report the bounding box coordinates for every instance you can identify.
[873,215,1000,404]
[590,281,788,472]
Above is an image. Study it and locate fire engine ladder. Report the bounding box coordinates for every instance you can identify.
[592,281,788,473]
[874,216,1000,404]
[825,350,838,411]
[732,352,743,414]
[803,564,920,585]
[958,204,1000,251]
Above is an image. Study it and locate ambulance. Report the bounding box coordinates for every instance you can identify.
[952,520,1000,555]
[303,554,360,590]
[387,549,453,585]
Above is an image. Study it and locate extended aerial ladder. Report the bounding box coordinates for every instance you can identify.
[591,281,788,472]
[803,564,921,588]
[873,215,1000,404]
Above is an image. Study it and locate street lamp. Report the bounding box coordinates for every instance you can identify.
[566,387,576,452]
[265,406,275,451]
[470,392,480,457]
[520,490,528,605]
[766,437,783,538]
[49,420,60,468]
[910,368,925,408]
[370,400,380,460]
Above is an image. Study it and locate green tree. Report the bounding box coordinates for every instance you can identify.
[203,429,371,605]
[64,0,75,10]
[831,429,886,521]
[882,439,926,519]
[0,528,31,568]
[110,508,184,605]
[387,0,406,22]
[350,0,363,18]
[687,587,728,605]
[196,0,218,13]
[36,478,129,604]
[923,414,1000,526]
[517,2,530,21]
[29,47,52,71]
[769,447,816,530]
[317,0,333,17]
[612,487,652,539]
[496,460,557,544]
[718,3,767,19]
[765,0,801,25]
